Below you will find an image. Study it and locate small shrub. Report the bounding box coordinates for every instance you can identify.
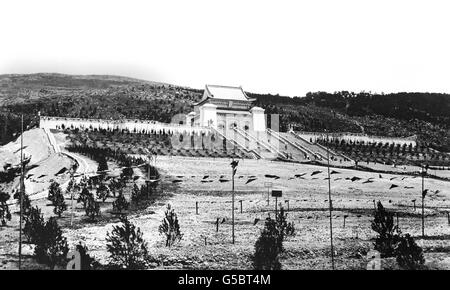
[158,204,183,247]
[395,234,425,270]
[112,191,129,214]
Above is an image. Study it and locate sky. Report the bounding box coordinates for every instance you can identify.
[1,0,450,96]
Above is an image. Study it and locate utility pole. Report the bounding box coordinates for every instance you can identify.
[18,115,24,270]
[421,164,428,238]
[147,155,151,199]
[230,159,239,244]
[326,130,335,269]
[69,166,77,227]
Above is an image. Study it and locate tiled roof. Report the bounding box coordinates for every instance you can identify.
[205,84,250,101]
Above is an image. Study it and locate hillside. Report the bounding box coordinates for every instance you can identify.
[0,73,449,151]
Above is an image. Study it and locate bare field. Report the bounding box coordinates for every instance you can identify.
[65,156,450,269]
[2,154,450,270]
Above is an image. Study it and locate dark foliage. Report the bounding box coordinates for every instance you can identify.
[52,189,67,217]
[252,216,281,270]
[34,217,69,269]
[106,216,151,269]
[73,242,102,270]
[77,187,92,208]
[96,183,110,202]
[84,194,100,221]
[252,207,295,270]
[371,201,401,257]
[47,181,62,204]
[112,191,129,214]
[23,206,45,243]
[158,203,183,247]
[0,192,11,226]
[395,234,425,270]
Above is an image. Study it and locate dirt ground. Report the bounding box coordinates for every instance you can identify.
[2,146,450,270]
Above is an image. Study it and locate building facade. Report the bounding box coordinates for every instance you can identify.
[187,85,266,139]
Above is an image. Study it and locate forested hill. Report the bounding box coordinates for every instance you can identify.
[0,73,449,152]
[248,91,450,152]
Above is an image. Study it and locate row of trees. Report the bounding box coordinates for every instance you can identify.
[251,201,425,270]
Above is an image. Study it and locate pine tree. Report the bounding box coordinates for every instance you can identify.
[252,217,281,270]
[85,194,100,221]
[48,181,62,204]
[371,201,401,257]
[252,207,295,270]
[158,204,183,247]
[34,217,69,269]
[53,190,67,217]
[106,216,151,269]
[24,206,45,243]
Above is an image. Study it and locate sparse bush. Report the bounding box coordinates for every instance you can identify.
[158,203,183,247]
[34,217,69,269]
[24,206,45,243]
[395,234,425,270]
[371,201,401,257]
[106,216,151,269]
